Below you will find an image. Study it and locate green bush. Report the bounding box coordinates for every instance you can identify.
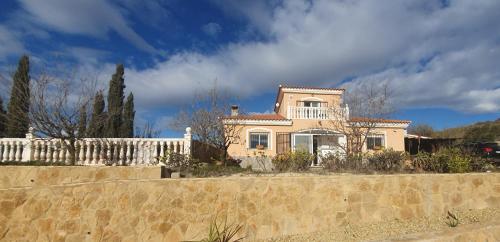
[366,149,407,172]
[272,150,314,172]
[321,153,364,172]
[411,147,481,173]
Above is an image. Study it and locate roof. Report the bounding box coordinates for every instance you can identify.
[274,84,345,112]
[223,113,288,121]
[279,85,345,91]
[349,117,411,124]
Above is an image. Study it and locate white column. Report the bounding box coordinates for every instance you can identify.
[92,142,99,165]
[64,142,71,164]
[15,141,23,161]
[3,142,10,161]
[78,141,84,164]
[183,127,192,156]
[39,141,46,162]
[0,142,3,162]
[85,141,92,165]
[33,141,40,161]
[58,142,65,164]
[119,142,125,166]
[99,142,106,165]
[53,143,60,162]
[126,141,132,166]
[111,142,118,165]
[106,142,112,165]
[47,143,53,162]
[9,141,15,161]
[133,141,139,165]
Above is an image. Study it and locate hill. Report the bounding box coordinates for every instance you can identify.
[434,118,500,142]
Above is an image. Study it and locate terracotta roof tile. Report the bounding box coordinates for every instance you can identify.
[280,85,345,91]
[223,113,288,120]
[349,117,411,124]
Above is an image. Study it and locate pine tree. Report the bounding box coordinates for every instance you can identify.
[121,93,135,138]
[77,106,87,138]
[87,91,106,138]
[106,64,125,138]
[6,55,30,138]
[0,97,6,137]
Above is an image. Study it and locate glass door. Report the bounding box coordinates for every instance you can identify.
[293,134,312,153]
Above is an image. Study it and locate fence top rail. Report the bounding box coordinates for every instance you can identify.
[0,138,29,142]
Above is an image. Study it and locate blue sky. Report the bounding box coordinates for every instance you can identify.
[0,0,499,137]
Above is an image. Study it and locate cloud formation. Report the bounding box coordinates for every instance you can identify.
[18,0,157,53]
[119,0,499,113]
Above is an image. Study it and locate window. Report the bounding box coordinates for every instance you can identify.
[249,132,269,149]
[303,101,320,107]
[367,134,385,150]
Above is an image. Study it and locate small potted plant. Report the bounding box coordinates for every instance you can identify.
[256,144,265,150]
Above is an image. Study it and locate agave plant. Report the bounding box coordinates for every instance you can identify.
[183,215,245,242]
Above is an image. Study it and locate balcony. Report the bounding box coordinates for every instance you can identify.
[287,106,349,120]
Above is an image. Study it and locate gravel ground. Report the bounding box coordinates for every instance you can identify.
[256,208,500,242]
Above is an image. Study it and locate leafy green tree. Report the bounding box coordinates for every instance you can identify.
[87,91,106,138]
[0,97,6,137]
[121,93,135,138]
[6,55,30,138]
[106,64,125,138]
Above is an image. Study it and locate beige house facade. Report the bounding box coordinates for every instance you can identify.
[223,85,410,168]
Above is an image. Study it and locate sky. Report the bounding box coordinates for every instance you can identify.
[0,0,499,137]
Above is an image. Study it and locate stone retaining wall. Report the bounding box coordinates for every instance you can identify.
[0,166,161,189]
[0,171,499,241]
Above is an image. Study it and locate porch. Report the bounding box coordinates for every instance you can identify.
[276,129,346,167]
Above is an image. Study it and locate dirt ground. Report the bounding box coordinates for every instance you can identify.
[256,208,500,242]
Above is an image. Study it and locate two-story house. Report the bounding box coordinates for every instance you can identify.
[222,85,410,169]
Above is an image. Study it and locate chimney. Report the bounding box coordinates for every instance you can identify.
[231,105,239,116]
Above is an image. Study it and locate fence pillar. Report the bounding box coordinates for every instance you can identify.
[21,127,35,162]
[183,127,192,156]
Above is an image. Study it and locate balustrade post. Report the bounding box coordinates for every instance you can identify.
[3,142,10,161]
[99,141,106,165]
[0,142,3,162]
[40,141,46,162]
[16,141,23,161]
[85,141,92,165]
[119,142,125,166]
[9,141,16,161]
[126,141,132,166]
[78,141,84,164]
[47,142,53,162]
[133,141,139,165]
[90,141,98,165]
[106,142,112,165]
[183,127,192,156]
[58,142,65,164]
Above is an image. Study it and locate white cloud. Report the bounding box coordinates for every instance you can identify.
[17,0,157,53]
[115,0,500,114]
[0,25,25,60]
[202,22,222,37]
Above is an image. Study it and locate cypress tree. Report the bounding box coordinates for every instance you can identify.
[77,106,87,138]
[106,64,125,138]
[6,55,30,138]
[0,97,6,137]
[87,91,106,138]
[121,93,135,138]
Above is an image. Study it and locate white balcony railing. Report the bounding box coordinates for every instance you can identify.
[287,106,349,120]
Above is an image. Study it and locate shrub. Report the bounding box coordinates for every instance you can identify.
[366,149,407,172]
[272,150,314,172]
[157,152,200,171]
[435,147,471,173]
[321,153,364,172]
[197,215,245,242]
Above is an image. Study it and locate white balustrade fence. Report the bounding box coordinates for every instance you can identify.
[287,106,349,120]
[0,127,192,166]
